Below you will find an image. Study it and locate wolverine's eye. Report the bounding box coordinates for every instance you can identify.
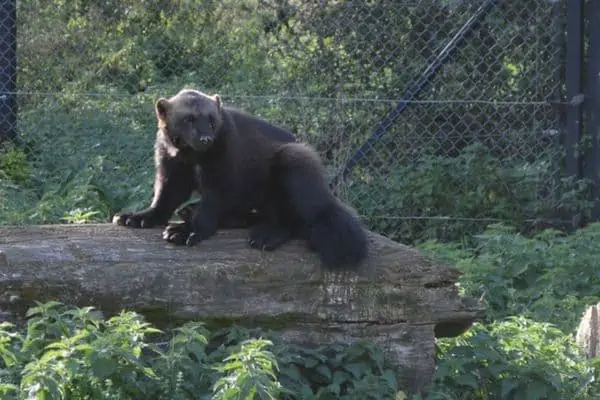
[209,116,216,130]
[171,136,181,147]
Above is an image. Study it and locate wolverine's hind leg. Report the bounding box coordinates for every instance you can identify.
[247,181,294,251]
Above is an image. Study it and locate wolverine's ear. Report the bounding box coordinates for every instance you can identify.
[155,98,170,121]
[212,94,222,112]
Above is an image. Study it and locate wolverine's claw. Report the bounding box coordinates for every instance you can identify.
[186,232,201,246]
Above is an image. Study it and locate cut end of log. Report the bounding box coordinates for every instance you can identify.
[576,302,600,358]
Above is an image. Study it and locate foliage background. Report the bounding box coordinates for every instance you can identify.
[4,0,586,244]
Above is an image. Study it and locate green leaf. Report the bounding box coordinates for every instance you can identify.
[523,381,549,400]
[280,365,303,382]
[90,356,118,379]
[382,370,398,390]
[303,357,320,369]
[315,364,332,381]
[299,385,315,399]
[501,379,519,397]
[344,363,366,379]
[455,372,479,389]
[332,370,351,386]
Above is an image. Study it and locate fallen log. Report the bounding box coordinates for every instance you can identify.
[0,223,484,394]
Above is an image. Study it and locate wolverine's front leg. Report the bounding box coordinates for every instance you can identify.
[163,189,221,246]
[113,149,195,228]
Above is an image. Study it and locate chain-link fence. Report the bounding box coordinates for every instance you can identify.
[0,0,597,244]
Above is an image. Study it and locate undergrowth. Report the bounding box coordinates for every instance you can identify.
[0,302,401,400]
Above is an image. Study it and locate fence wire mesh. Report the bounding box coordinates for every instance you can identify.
[0,0,584,244]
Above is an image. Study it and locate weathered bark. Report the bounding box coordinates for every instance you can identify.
[0,223,484,394]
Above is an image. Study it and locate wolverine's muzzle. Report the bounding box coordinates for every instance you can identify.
[191,135,214,151]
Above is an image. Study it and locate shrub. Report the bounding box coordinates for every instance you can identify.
[420,223,600,332]
[351,143,592,245]
[417,223,600,399]
[0,301,402,400]
[428,318,598,400]
[0,144,30,184]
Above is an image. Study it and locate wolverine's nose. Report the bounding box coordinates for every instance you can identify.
[192,136,214,151]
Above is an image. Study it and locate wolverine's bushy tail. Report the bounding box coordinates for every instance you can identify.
[272,143,368,270]
[307,201,369,269]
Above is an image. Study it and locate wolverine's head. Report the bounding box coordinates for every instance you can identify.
[155,89,224,152]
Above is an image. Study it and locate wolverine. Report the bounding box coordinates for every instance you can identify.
[113,89,368,271]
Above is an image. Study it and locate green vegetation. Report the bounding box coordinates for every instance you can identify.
[5,0,569,240]
[2,0,598,399]
[421,223,600,332]
[421,224,600,399]
[353,144,592,244]
[430,318,597,400]
[0,302,400,400]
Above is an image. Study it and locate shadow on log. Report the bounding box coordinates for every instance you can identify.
[0,224,484,394]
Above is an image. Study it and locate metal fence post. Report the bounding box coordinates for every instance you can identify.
[0,0,17,143]
[565,0,584,181]
[564,0,585,228]
[586,0,600,220]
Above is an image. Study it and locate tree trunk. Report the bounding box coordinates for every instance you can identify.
[0,224,484,394]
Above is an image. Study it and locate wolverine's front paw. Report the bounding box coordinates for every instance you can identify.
[162,222,202,246]
[112,210,160,229]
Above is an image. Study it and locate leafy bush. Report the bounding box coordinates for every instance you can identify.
[0,93,157,225]
[8,0,577,247]
[428,318,598,400]
[352,143,593,245]
[0,301,402,400]
[420,223,600,332]
[0,144,30,184]
[416,223,600,399]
